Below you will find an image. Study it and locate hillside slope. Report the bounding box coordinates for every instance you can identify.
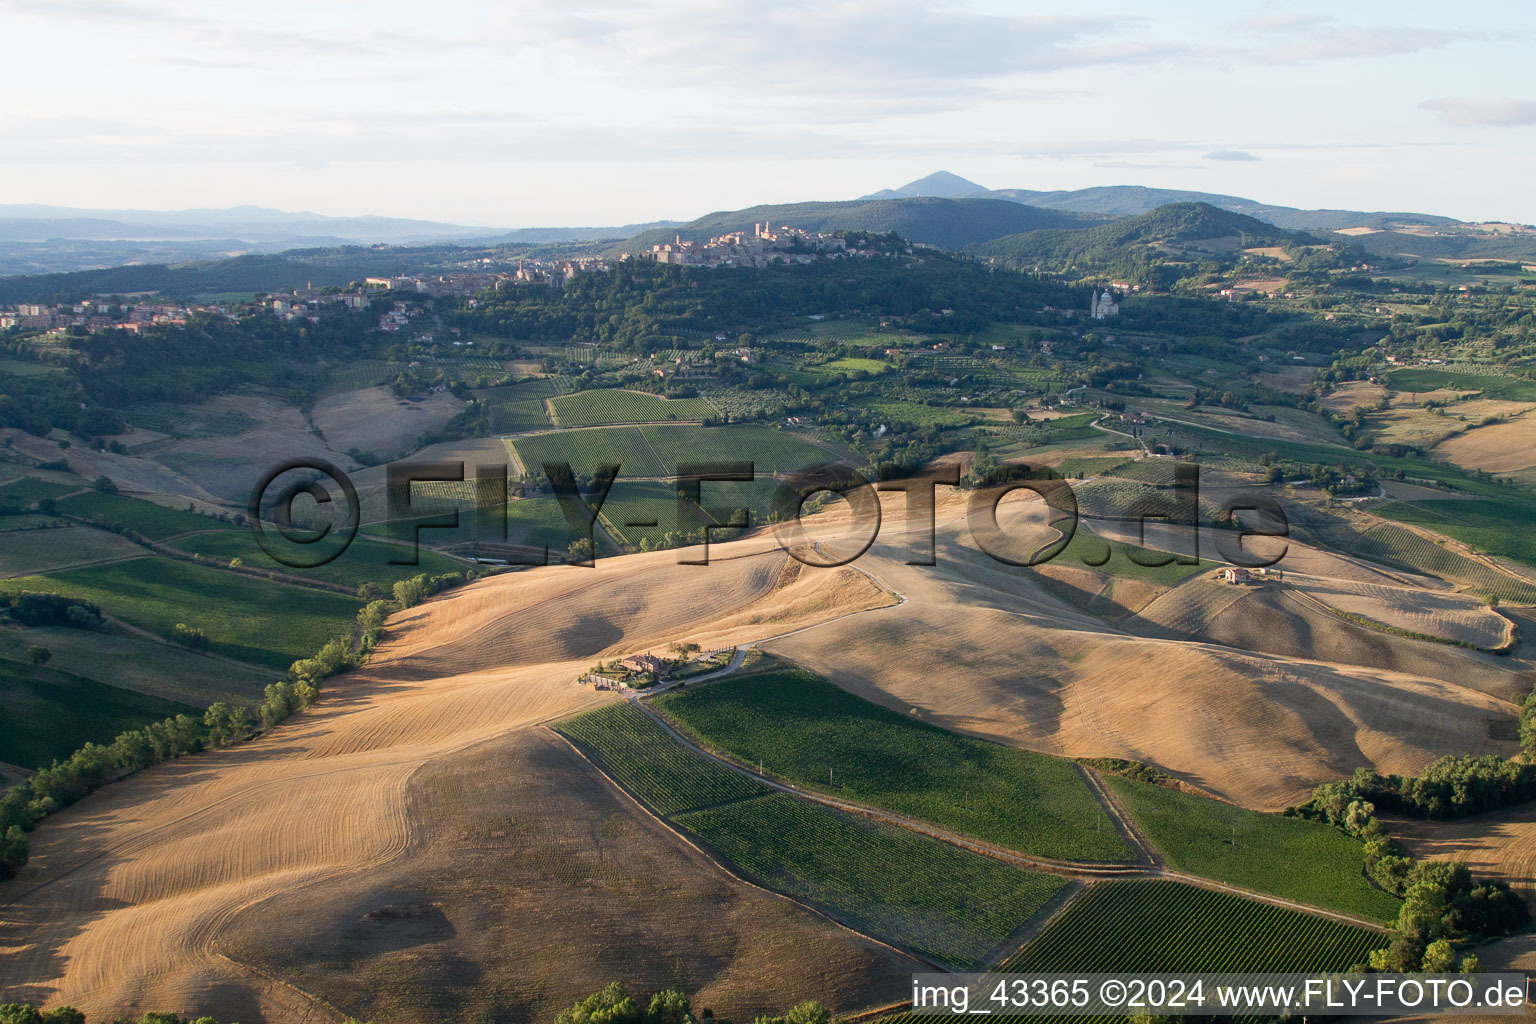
[969,202,1311,269]
[612,197,1098,253]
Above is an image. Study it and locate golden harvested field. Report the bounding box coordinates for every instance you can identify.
[1362,407,1468,449]
[1434,412,1536,474]
[219,729,917,1024]
[1316,382,1386,413]
[1289,574,1512,649]
[1445,398,1534,421]
[1395,806,1536,907]
[766,502,1519,810]
[1142,582,1529,702]
[0,534,911,1022]
[3,486,1527,1021]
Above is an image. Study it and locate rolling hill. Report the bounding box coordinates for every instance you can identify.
[860,172,1463,231]
[611,196,1100,254]
[969,201,1312,269]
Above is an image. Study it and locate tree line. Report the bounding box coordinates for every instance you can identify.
[1302,765,1528,972]
[557,982,829,1024]
[0,597,393,880]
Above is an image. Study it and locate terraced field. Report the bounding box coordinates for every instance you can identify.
[1002,880,1381,973]
[1103,777,1401,922]
[553,703,763,816]
[678,794,1067,969]
[550,388,717,426]
[655,667,1132,862]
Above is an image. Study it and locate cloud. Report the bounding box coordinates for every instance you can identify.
[1203,149,1261,162]
[1228,13,1488,64]
[1419,96,1536,126]
[487,1,1188,101]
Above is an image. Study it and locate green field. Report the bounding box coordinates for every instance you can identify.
[0,624,269,707]
[552,702,764,816]
[512,424,842,482]
[168,529,464,589]
[1035,524,1212,586]
[1104,777,1402,922]
[860,397,983,430]
[512,427,668,478]
[0,525,143,576]
[1346,518,1536,604]
[365,496,622,559]
[550,388,716,427]
[0,359,63,377]
[677,793,1067,969]
[655,668,1132,862]
[599,479,716,549]
[1375,497,1536,571]
[0,557,362,670]
[818,357,891,376]
[0,478,80,503]
[1388,368,1536,402]
[480,378,560,433]
[318,358,396,396]
[1002,880,1381,973]
[56,490,237,540]
[0,656,197,769]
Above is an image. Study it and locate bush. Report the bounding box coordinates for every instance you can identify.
[170,623,209,652]
[0,593,104,630]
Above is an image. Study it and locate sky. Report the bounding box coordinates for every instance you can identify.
[2,0,1534,227]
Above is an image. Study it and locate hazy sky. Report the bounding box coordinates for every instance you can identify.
[3,0,1533,226]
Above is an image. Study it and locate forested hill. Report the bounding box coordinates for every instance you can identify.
[0,241,612,305]
[969,202,1314,274]
[448,249,1086,345]
[611,197,1101,254]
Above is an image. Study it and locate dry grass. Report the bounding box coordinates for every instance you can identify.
[1289,575,1510,649]
[766,504,1519,810]
[1395,807,1536,909]
[219,729,917,1024]
[1434,412,1536,474]
[3,485,1527,1019]
[311,386,464,460]
[1316,383,1386,414]
[152,395,358,502]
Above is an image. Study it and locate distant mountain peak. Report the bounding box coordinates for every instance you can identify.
[860,171,990,200]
